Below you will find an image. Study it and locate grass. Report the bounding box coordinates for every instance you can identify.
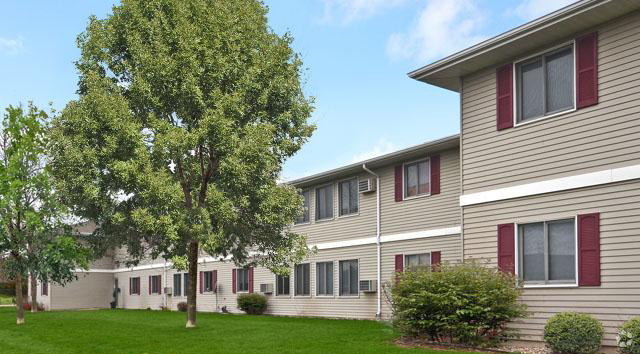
[0,307,473,354]
[0,294,15,305]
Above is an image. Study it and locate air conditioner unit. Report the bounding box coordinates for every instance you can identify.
[358,178,376,193]
[260,283,273,294]
[164,287,172,295]
[359,280,377,293]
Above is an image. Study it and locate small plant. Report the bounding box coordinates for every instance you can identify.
[160,305,171,311]
[544,312,603,354]
[36,302,45,311]
[177,302,188,312]
[618,317,640,353]
[237,293,268,315]
[22,302,32,311]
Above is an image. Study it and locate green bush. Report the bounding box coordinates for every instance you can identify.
[177,302,187,312]
[618,317,640,353]
[237,293,268,315]
[390,261,527,346]
[544,312,603,354]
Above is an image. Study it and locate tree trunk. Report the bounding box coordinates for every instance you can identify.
[186,240,198,328]
[15,275,25,325]
[30,273,38,313]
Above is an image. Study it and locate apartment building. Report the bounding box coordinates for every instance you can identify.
[409,0,640,346]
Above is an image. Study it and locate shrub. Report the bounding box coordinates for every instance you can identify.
[36,302,45,311]
[237,293,268,315]
[177,302,188,312]
[618,317,640,353]
[389,260,527,347]
[22,302,31,311]
[544,312,603,354]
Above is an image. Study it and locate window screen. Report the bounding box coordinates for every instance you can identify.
[518,219,576,284]
[339,179,358,216]
[276,274,290,296]
[404,159,430,198]
[339,260,359,296]
[315,185,334,220]
[295,264,310,296]
[236,269,249,292]
[405,253,431,271]
[173,273,182,297]
[316,262,334,296]
[295,190,311,224]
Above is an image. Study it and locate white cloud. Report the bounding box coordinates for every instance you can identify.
[320,0,406,24]
[386,0,486,62]
[512,0,577,21]
[351,138,397,163]
[0,36,24,54]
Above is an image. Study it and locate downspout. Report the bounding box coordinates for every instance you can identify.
[459,77,465,261]
[362,164,381,319]
[164,260,168,308]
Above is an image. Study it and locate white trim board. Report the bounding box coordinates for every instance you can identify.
[460,164,640,206]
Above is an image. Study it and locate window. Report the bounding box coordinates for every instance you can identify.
[405,253,431,271]
[150,275,162,294]
[339,179,358,216]
[236,268,249,292]
[203,271,214,292]
[316,262,334,296]
[516,45,574,123]
[276,274,290,296]
[295,190,311,224]
[173,274,182,297]
[315,184,334,220]
[41,282,48,296]
[518,219,576,285]
[339,260,359,296]
[294,263,310,296]
[183,273,189,296]
[404,159,430,198]
[131,277,141,295]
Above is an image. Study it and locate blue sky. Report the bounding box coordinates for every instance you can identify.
[0,0,575,180]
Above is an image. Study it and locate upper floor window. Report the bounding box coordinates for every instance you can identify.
[517,218,576,285]
[295,190,311,224]
[404,159,430,198]
[236,268,249,293]
[173,273,182,297]
[516,45,574,123]
[338,178,358,216]
[315,184,334,221]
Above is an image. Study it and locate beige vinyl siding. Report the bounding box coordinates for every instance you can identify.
[462,179,640,346]
[460,11,640,194]
[49,272,113,310]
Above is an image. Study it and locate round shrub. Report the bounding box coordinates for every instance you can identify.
[544,312,603,354]
[177,302,188,312]
[618,317,640,353]
[390,261,527,346]
[237,293,268,315]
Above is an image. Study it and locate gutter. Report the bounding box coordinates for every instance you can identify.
[362,163,381,319]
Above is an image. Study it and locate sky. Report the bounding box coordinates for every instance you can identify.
[0,0,576,181]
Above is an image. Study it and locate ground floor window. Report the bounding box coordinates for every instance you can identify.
[150,275,162,295]
[294,263,310,296]
[173,274,182,297]
[130,277,141,295]
[276,274,290,296]
[339,260,359,296]
[203,271,215,292]
[518,218,576,285]
[405,253,431,271]
[41,282,48,296]
[316,261,334,296]
[236,268,249,293]
[183,273,189,296]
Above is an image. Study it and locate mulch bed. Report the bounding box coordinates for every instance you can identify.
[394,338,549,354]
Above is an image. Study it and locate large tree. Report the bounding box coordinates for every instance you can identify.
[50,0,314,327]
[0,103,89,324]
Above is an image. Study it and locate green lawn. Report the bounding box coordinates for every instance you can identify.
[0,307,473,354]
[0,294,14,305]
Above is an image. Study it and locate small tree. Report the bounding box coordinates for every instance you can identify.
[0,103,89,324]
[50,0,314,328]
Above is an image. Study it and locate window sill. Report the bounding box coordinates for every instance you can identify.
[402,193,431,202]
[294,295,311,298]
[314,217,335,224]
[337,212,359,219]
[514,107,576,128]
[522,283,578,289]
[315,295,335,298]
[338,294,360,299]
[293,221,311,226]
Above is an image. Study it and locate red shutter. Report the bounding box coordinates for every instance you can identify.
[576,32,598,109]
[497,223,515,274]
[129,278,132,295]
[199,271,203,294]
[394,165,403,202]
[431,251,441,271]
[394,254,404,283]
[232,269,237,294]
[578,213,601,286]
[213,270,217,292]
[496,63,514,131]
[430,155,440,195]
[158,276,161,295]
[148,276,151,295]
[248,268,254,294]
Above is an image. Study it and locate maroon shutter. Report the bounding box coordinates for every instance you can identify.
[148,276,151,295]
[497,223,515,274]
[158,276,161,295]
[578,213,601,286]
[199,271,203,294]
[213,270,217,292]
[394,165,403,202]
[431,251,441,271]
[232,269,237,294]
[394,254,403,272]
[496,63,514,131]
[430,155,440,195]
[129,278,132,295]
[248,268,254,294]
[576,32,598,109]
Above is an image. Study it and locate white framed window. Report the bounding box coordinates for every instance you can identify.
[294,263,310,296]
[183,273,189,296]
[516,218,577,286]
[150,275,161,295]
[338,178,358,216]
[276,273,290,296]
[515,43,575,124]
[315,184,334,221]
[173,273,182,297]
[405,253,431,271]
[236,268,249,293]
[338,259,359,296]
[316,261,334,296]
[203,271,215,292]
[295,190,311,224]
[404,158,430,199]
[131,277,141,295]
